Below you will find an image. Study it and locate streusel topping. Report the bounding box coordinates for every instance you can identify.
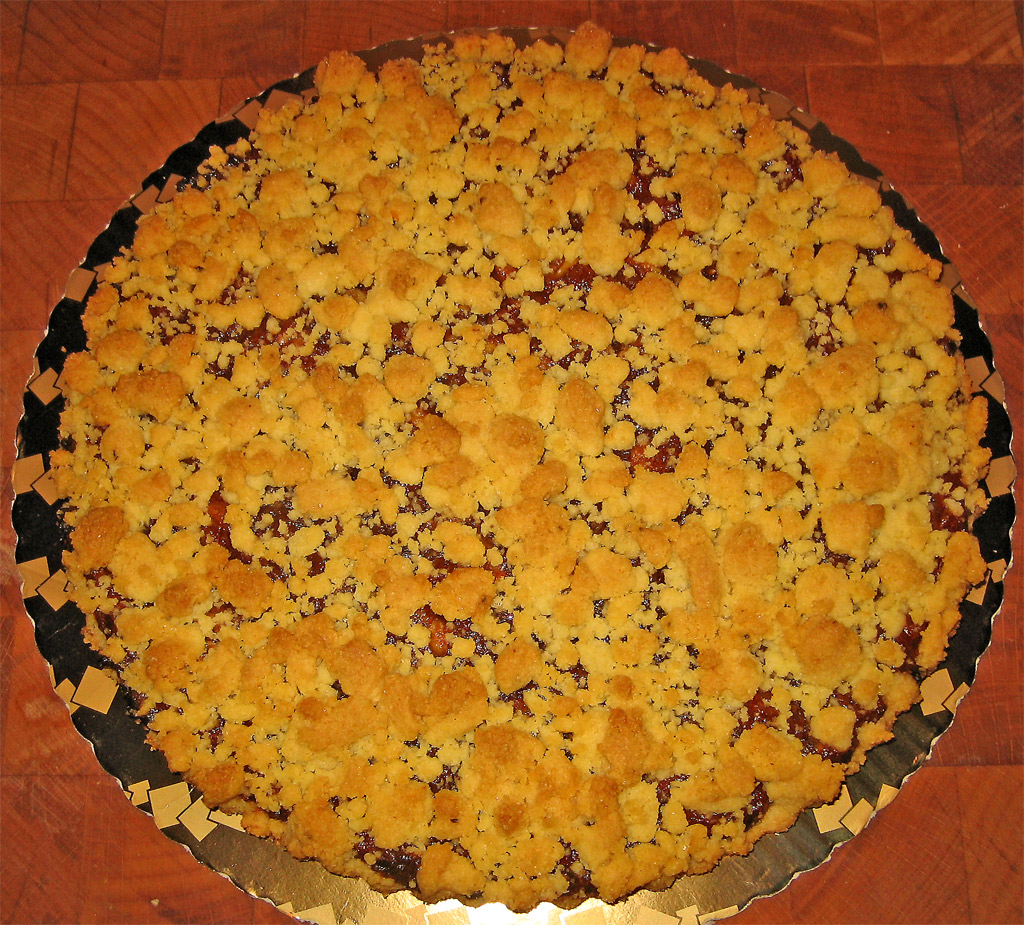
[54,22,990,911]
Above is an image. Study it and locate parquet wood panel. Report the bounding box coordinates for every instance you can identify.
[735,1,881,66]
[0,1,27,82]
[160,0,301,79]
[17,0,166,84]
[0,81,77,202]
[1,3,1020,923]
[877,0,1024,64]
[806,64,964,185]
[590,0,739,67]
[66,78,222,200]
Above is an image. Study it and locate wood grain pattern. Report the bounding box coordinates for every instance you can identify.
[0,198,123,329]
[17,0,166,83]
[735,0,881,65]
[0,1,27,82]
[877,0,1024,65]
[950,64,1024,185]
[0,330,38,467]
[1,3,1020,923]
[66,78,222,200]
[786,767,973,924]
[590,0,739,67]
[160,0,302,79]
[0,82,77,202]
[902,185,1024,318]
[958,765,1024,924]
[806,65,964,185]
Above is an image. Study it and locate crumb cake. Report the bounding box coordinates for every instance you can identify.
[52,22,992,911]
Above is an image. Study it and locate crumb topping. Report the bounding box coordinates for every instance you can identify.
[54,23,990,912]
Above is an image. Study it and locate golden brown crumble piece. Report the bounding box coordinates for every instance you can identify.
[54,21,991,913]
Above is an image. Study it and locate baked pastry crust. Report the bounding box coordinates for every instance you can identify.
[54,23,991,911]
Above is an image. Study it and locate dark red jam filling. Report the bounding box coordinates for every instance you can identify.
[354,832,421,888]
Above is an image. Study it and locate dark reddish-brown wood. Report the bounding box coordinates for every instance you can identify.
[2,3,1020,923]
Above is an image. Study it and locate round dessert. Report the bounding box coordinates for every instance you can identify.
[52,22,992,912]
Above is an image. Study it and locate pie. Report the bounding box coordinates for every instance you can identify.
[52,22,992,912]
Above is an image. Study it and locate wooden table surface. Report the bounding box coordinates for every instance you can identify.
[1,2,1021,923]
